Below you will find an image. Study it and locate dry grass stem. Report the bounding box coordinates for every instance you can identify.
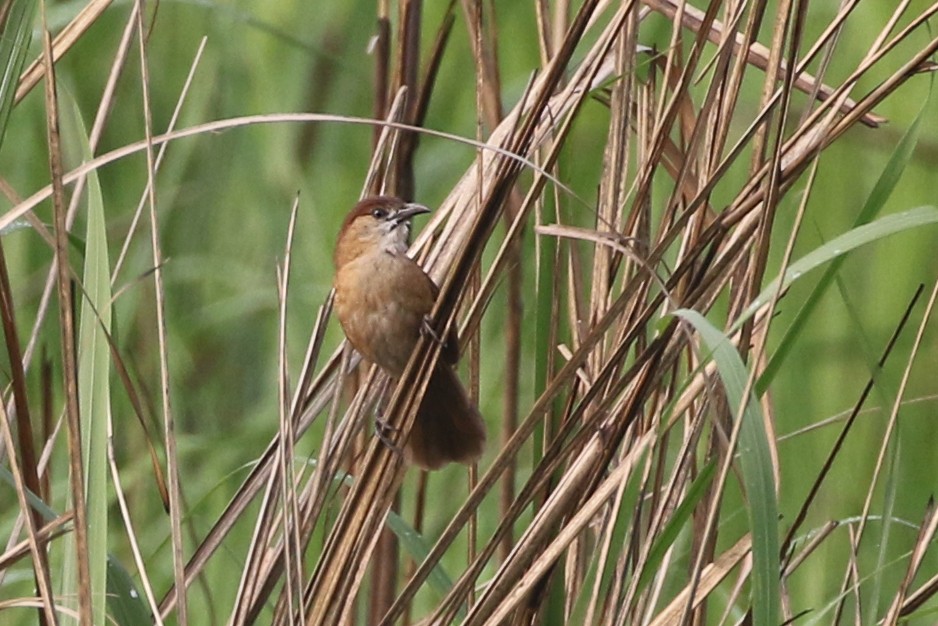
[2,1,937,625]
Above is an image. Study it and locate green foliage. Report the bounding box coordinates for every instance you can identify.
[0,1,937,625]
[675,310,780,626]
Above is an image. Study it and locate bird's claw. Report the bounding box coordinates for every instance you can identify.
[374,413,404,457]
[420,315,444,345]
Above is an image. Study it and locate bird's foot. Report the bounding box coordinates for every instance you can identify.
[420,315,444,345]
[374,413,404,457]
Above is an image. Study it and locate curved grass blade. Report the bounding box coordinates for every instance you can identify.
[673,309,780,626]
[738,205,938,343]
[758,74,936,392]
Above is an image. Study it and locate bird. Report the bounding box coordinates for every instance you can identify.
[333,195,486,469]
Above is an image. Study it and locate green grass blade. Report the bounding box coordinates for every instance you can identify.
[69,96,112,625]
[757,75,935,392]
[737,205,938,349]
[0,0,35,151]
[533,202,560,465]
[105,555,152,626]
[635,460,716,593]
[0,465,59,520]
[673,309,780,626]
[386,510,456,596]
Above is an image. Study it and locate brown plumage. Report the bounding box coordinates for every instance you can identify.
[333,196,486,469]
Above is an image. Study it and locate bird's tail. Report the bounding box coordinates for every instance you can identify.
[406,365,486,470]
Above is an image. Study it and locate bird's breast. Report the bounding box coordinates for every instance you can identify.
[334,252,435,376]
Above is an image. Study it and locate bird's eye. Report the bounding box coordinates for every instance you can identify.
[371,208,388,219]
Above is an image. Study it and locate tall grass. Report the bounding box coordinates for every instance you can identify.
[1,1,937,625]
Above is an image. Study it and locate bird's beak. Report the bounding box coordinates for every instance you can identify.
[394,203,431,223]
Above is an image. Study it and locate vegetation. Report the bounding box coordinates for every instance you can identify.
[1,1,937,624]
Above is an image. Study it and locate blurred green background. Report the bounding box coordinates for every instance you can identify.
[1,0,936,622]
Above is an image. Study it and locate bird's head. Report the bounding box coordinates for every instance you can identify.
[334,196,431,268]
